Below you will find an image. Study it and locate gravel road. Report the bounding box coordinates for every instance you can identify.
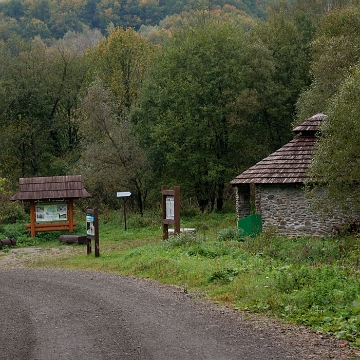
[0,249,359,359]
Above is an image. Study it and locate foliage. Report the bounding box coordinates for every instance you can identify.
[0,0,269,41]
[77,27,158,214]
[0,177,27,224]
[134,19,279,212]
[296,5,360,120]
[164,232,201,249]
[292,0,360,17]
[0,38,87,183]
[248,5,313,149]
[306,64,360,214]
[134,7,313,213]
[294,3,360,215]
[139,6,256,45]
[1,0,360,216]
[209,267,239,284]
[217,227,241,241]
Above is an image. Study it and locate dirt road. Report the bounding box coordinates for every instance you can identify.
[1,267,359,359]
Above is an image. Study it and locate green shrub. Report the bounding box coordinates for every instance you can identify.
[209,268,239,284]
[164,232,201,248]
[217,227,241,242]
[0,202,28,224]
[187,243,231,258]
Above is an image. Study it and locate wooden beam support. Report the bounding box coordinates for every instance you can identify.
[30,201,36,238]
[68,199,74,232]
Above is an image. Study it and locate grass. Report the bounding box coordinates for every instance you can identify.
[2,210,360,345]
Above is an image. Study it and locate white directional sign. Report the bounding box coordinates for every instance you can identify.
[117,191,131,198]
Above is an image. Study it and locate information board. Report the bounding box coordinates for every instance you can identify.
[36,203,67,222]
[86,213,95,236]
[166,196,174,220]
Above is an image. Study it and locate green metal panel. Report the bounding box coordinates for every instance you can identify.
[238,214,262,238]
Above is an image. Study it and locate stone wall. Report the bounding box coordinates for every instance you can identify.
[236,183,357,237]
[234,185,250,220]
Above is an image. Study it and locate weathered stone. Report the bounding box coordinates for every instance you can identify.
[236,183,359,237]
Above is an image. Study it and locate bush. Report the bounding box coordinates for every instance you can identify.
[164,232,200,248]
[217,227,241,242]
[0,202,28,224]
[0,177,27,224]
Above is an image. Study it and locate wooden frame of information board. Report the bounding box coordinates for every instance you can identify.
[161,185,180,240]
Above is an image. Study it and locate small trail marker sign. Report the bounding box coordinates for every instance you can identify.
[117,192,131,198]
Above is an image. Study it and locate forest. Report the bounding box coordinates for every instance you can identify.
[0,0,268,40]
[1,0,360,219]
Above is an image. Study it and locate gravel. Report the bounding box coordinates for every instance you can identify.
[0,247,360,360]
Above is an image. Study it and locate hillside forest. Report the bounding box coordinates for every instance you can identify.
[1,0,360,218]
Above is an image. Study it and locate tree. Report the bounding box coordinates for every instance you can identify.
[133,11,313,212]
[306,64,360,214]
[248,4,313,149]
[78,27,157,213]
[296,5,360,120]
[133,20,264,212]
[294,0,360,16]
[86,27,157,121]
[0,38,87,183]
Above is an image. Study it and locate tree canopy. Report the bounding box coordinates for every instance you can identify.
[77,27,157,213]
[299,4,360,213]
[0,0,268,41]
[296,4,360,120]
[2,0,360,214]
[132,17,305,211]
[307,64,360,214]
[0,38,87,182]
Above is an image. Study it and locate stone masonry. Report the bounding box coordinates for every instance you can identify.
[252,184,354,237]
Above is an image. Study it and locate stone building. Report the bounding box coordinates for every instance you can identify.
[230,113,355,237]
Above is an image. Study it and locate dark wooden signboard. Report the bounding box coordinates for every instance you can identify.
[161,186,180,240]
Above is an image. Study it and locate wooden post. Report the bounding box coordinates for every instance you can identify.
[94,208,99,257]
[86,208,99,257]
[30,201,36,238]
[173,186,180,235]
[68,199,74,232]
[123,198,127,231]
[162,186,168,240]
[162,185,180,240]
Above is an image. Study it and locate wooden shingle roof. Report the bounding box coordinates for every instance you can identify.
[11,175,91,201]
[230,114,327,185]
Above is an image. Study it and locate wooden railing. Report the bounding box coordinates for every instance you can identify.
[25,222,78,233]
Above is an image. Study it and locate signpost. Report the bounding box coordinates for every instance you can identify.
[117,191,131,230]
[86,208,99,257]
[162,185,180,240]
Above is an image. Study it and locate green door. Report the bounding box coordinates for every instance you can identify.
[238,214,262,238]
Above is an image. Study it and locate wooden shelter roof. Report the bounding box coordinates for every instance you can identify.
[11,175,91,201]
[230,114,327,185]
